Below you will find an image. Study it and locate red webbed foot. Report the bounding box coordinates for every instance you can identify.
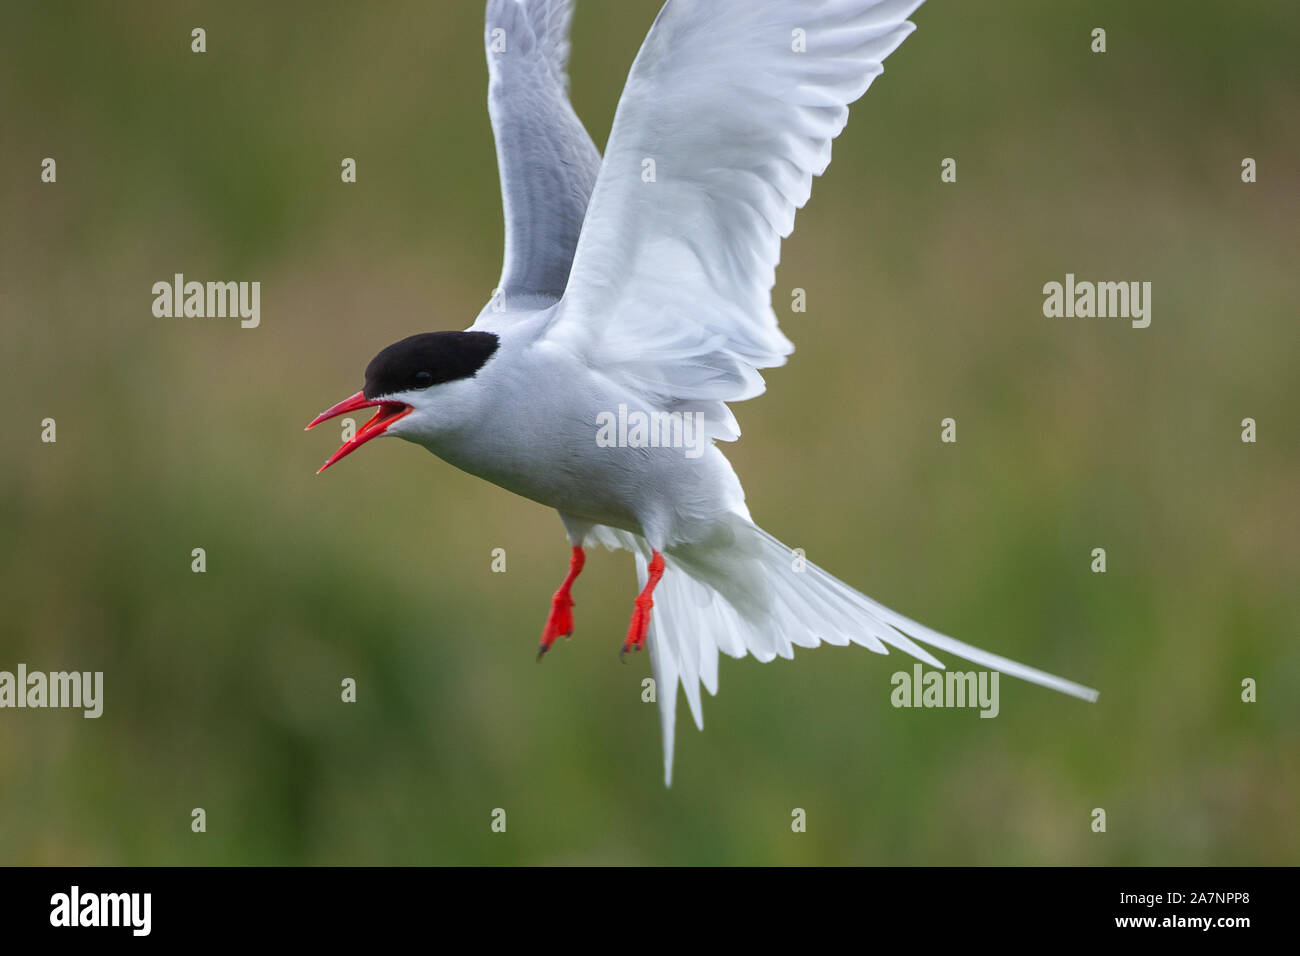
[620,551,665,660]
[538,545,585,660]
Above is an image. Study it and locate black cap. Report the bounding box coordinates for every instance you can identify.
[363,332,500,399]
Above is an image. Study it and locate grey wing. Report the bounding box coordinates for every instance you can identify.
[482,0,601,311]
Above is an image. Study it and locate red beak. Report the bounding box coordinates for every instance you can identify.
[305,390,413,474]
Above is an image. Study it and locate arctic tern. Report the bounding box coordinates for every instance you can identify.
[307,0,1099,785]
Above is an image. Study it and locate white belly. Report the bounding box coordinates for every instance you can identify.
[400,340,747,545]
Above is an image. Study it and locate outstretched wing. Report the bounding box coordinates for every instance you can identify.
[482,0,601,310]
[544,0,924,439]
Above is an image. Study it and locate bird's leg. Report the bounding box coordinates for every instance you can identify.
[538,545,585,660]
[621,551,665,659]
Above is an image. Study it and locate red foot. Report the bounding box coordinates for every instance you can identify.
[538,546,585,660]
[621,551,665,659]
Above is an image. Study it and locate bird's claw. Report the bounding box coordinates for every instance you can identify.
[621,598,652,659]
[538,591,575,661]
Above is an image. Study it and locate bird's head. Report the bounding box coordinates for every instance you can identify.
[306,331,500,473]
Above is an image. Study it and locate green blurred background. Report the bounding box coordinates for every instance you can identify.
[1,0,1296,865]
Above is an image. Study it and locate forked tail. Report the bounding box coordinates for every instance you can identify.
[637,519,1098,786]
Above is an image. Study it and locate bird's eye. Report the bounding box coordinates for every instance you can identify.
[413,370,434,388]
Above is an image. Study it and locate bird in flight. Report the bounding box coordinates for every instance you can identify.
[307,0,1098,785]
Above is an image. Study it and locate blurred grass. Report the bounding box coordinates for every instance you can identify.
[0,0,1297,864]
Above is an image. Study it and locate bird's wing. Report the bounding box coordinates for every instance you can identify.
[479,0,601,315]
[542,0,924,440]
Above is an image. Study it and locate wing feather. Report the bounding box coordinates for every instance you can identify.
[482,0,601,311]
[544,0,925,438]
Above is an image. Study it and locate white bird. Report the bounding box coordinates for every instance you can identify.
[307,0,1098,786]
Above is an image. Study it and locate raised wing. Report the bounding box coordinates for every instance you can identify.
[482,0,601,310]
[544,0,924,439]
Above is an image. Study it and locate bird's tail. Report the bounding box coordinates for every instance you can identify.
[637,516,1098,786]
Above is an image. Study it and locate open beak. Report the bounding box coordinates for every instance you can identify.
[305,390,413,474]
